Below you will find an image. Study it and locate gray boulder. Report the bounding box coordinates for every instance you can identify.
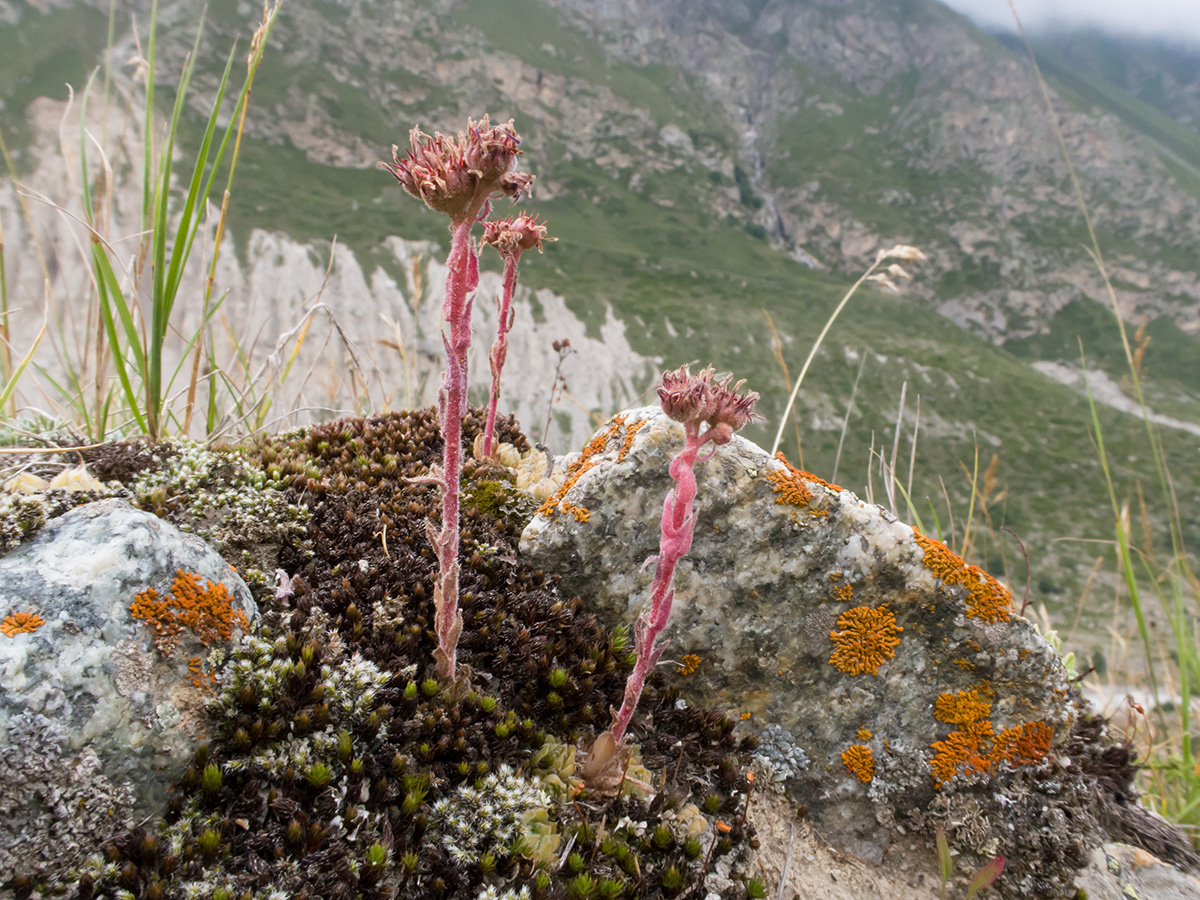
[0,499,256,883]
[522,407,1185,896]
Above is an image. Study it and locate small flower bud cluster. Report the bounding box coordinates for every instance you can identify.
[657,364,760,445]
[481,213,552,258]
[381,116,533,223]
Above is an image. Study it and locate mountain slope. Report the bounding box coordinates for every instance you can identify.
[0,0,1198,647]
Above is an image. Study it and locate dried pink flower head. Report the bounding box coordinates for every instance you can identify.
[381,115,533,222]
[482,213,553,257]
[657,364,759,442]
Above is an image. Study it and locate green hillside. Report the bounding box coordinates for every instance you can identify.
[1,0,1198,650]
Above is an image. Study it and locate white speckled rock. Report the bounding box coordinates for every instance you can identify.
[0,499,256,883]
[521,407,1097,886]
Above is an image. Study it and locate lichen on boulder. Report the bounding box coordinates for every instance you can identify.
[0,499,256,885]
[521,406,1188,896]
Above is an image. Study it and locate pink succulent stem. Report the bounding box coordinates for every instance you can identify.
[431,218,479,681]
[611,422,706,745]
[481,253,520,458]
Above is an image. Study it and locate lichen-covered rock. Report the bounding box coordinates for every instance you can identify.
[521,407,1170,896]
[0,499,256,883]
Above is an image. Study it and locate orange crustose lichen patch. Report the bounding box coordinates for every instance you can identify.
[187,656,217,692]
[1,610,45,637]
[856,726,872,741]
[930,719,1053,787]
[841,744,875,782]
[677,653,701,676]
[934,688,992,726]
[537,414,637,520]
[765,467,813,508]
[992,721,1053,767]
[561,502,590,523]
[834,583,854,603]
[829,605,903,676]
[930,721,994,787]
[130,570,249,656]
[913,529,1012,623]
[773,452,843,492]
[617,420,646,462]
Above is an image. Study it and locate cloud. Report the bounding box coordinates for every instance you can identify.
[940,0,1200,44]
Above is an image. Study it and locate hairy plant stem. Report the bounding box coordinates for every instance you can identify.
[432,218,479,680]
[611,422,706,744]
[481,254,519,458]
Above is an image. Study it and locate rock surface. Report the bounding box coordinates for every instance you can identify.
[521,407,1187,896]
[0,499,256,882]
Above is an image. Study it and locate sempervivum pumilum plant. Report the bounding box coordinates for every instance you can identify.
[605,365,759,751]
[381,117,534,681]
[479,213,553,459]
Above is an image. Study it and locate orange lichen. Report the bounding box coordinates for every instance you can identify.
[931,719,1053,787]
[765,467,813,508]
[186,656,217,692]
[834,584,854,604]
[841,744,875,783]
[773,452,843,492]
[537,414,628,518]
[677,653,701,676]
[934,688,992,726]
[856,726,872,741]
[617,420,646,463]
[913,530,1012,623]
[561,502,590,523]
[953,658,976,671]
[930,721,994,787]
[130,570,249,656]
[829,572,843,581]
[992,721,1053,767]
[829,605,903,676]
[1,610,45,637]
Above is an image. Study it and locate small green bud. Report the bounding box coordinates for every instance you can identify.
[197,828,221,858]
[548,667,569,689]
[365,843,388,868]
[420,678,439,697]
[305,762,332,788]
[201,763,222,794]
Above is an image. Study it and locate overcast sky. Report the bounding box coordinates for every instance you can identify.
[940,0,1200,44]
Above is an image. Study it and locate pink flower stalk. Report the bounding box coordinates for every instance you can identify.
[609,365,759,745]
[381,116,534,681]
[479,213,553,458]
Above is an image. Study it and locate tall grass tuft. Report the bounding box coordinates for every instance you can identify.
[1008,0,1200,841]
[1,0,280,441]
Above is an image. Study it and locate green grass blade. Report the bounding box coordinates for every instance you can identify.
[162,41,235,310]
[0,313,47,413]
[141,0,157,234]
[92,246,148,433]
[79,69,100,225]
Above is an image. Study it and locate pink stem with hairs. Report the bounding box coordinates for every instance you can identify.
[431,218,479,681]
[481,253,520,458]
[610,421,708,745]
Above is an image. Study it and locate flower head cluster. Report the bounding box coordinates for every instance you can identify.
[657,364,759,444]
[381,116,533,222]
[482,213,552,258]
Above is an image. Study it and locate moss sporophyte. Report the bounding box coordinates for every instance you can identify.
[381,116,537,681]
